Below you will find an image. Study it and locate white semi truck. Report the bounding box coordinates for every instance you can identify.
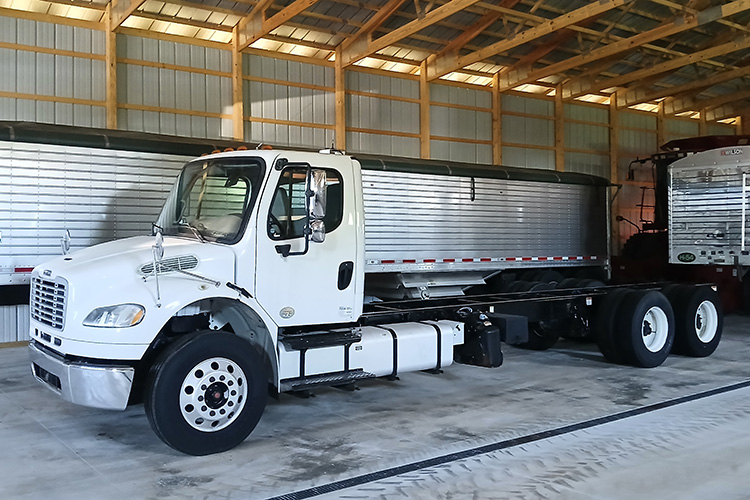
[28,143,723,455]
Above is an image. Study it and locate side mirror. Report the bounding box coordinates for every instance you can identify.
[310,220,326,243]
[308,169,327,219]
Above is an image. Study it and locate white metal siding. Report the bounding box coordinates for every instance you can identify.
[501,94,553,117]
[0,304,29,342]
[502,146,555,170]
[346,132,420,158]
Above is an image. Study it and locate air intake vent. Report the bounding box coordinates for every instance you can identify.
[31,276,67,330]
[139,255,199,276]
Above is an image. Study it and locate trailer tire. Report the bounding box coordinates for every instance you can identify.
[144,331,267,456]
[615,290,674,368]
[594,288,630,363]
[670,286,723,357]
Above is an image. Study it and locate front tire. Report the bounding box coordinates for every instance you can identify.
[145,331,267,455]
[615,290,674,368]
[670,286,723,357]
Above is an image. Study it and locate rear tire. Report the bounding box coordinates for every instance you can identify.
[670,286,723,357]
[594,288,630,363]
[615,290,674,368]
[145,331,267,455]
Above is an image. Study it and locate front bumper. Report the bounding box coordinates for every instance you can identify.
[29,341,134,410]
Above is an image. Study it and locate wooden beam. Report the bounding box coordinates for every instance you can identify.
[498,0,750,92]
[131,11,234,32]
[554,84,564,172]
[617,65,750,108]
[105,4,117,129]
[656,102,666,149]
[238,0,319,50]
[677,89,750,119]
[492,72,501,164]
[609,97,619,256]
[232,26,244,141]
[563,35,750,100]
[340,0,407,51]
[341,0,484,68]
[110,0,146,29]
[420,60,430,159]
[427,0,632,81]
[335,47,346,150]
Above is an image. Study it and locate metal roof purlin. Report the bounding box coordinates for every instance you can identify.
[110,0,147,28]
[237,0,320,50]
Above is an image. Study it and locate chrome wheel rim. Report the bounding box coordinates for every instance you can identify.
[179,357,247,432]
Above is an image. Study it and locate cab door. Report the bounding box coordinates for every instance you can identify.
[254,152,363,327]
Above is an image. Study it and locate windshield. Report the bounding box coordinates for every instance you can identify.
[156,157,265,244]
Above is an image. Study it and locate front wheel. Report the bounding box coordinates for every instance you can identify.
[615,290,675,368]
[145,331,267,455]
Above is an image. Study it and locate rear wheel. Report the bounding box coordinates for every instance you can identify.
[594,288,630,363]
[615,290,674,368]
[145,331,267,455]
[670,286,723,357]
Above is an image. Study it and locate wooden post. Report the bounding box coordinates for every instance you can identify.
[335,47,346,150]
[105,5,117,130]
[492,73,502,165]
[232,26,244,141]
[554,84,564,172]
[420,60,430,159]
[657,101,666,148]
[699,111,708,136]
[609,98,620,256]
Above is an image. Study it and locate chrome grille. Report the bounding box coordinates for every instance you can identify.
[31,276,67,330]
[139,255,199,276]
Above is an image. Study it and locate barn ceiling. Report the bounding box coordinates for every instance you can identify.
[2,0,750,120]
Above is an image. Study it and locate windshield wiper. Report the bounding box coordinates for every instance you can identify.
[177,221,206,243]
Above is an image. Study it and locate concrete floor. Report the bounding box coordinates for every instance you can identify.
[1,315,750,500]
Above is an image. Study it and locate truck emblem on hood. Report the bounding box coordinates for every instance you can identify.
[279,307,295,319]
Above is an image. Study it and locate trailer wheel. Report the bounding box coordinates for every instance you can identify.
[594,288,630,363]
[144,331,267,456]
[615,290,674,368]
[670,286,723,357]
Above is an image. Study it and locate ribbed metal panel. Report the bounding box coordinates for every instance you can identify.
[431,106,491,141]
[346,94,418,134]
[362,170,607,272]
[430,140,492,165]
[669,151,750,265]
[502,94,553,117]
[666,118,699,141]
[246,80,334,126]
[619,129,657,155]
[347,71,418,100]
[244,54,333,88]
[0,141,191,275]
[346,132,419,158]
[502,146,555,170]
[565,122,609,152]
[502,115,554,147]
[0,305,29,343]
[564,103,608,124]
[708,124,735,136]
[246,121,334,149]
[430,84,491,109]
[619,111,657,130]
[565,152,610,179]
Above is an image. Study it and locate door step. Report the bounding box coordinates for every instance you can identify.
[280,369,375,392]
[280,328,361,350]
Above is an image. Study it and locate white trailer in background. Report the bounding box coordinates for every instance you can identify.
[25,127,723,456]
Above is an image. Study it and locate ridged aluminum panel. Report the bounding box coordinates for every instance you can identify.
[708,124,735,136]
[502,146,555,170]
[565,152,610,179]
[346,94,418,134]
[501,94,553,117]
[246,121,334,150]
[347,71,418,100]
[346,132,419,158]
[246,81,334,127]
[244,54,334,88]
[619,129,657,155]
[362,170,608,272]
[502,115,554,147]
[430,140,492,165]
[564,103,609,124]
[669,155,750,265]
[666,118,699,142]
[430,106,491,141]
[430,84,491,109]
[0,305,29,343]
[620,111,657,131]
[0,141,191,276]
[565,123,609,152]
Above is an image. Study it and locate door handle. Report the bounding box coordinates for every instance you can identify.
[338,261,354,290]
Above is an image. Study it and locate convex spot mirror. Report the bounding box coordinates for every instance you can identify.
[307,169,327,243]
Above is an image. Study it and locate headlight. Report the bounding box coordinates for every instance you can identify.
[83,304,145,328]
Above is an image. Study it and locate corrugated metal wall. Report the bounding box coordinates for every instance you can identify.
[564,103,609,178]
[346,70,420,157]
[117,34,233,139]
[665,117,700,143]
[501,94,555,169]
[0,16,106,127]
[430,84,492,164]
[0,305,29,343]
[245,53,335,149]
[708,123,736,136]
